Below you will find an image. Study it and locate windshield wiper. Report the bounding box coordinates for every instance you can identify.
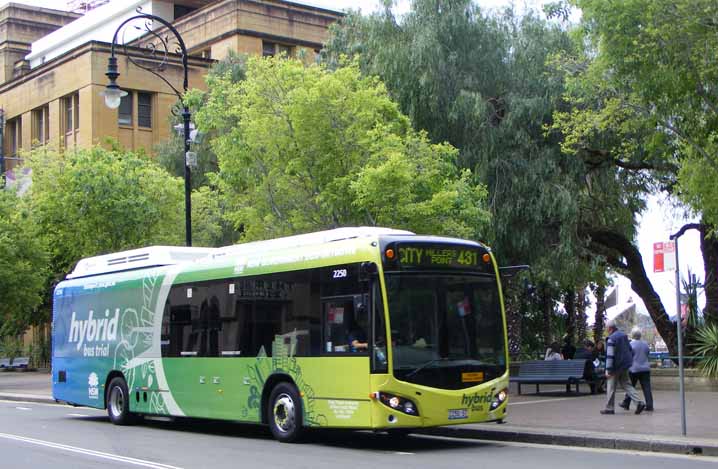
[404,357,449,378]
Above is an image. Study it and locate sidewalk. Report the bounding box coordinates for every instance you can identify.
[427,383,718,456]
[2,372,716,456]
[0,369,54,404]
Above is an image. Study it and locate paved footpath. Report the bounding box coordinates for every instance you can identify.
[2,371,716,456]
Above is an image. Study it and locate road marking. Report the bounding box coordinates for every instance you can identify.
[0,399,72,408]
[394,451,414,455]
[66,413,89,417]
[414,434,718,462]
[508,397,578,406]
[0,432,184,469]
[15,407,32,411]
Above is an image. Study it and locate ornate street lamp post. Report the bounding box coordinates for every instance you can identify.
[102,10,193,246]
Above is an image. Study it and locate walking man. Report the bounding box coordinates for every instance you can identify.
[600,320,646,415]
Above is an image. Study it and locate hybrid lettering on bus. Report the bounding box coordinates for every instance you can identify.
[52,227,509,442]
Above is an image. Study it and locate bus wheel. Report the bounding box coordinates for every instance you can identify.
[107,377,136,425]
[267,382,303,443]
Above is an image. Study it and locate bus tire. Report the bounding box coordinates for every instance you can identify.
[267,382,304,443]
[106,377,136,426]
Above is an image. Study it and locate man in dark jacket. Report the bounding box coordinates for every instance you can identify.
[601,320,646,415]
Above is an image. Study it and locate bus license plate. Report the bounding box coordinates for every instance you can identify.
[448,409,468,420]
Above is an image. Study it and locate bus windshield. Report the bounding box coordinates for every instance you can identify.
[385,273,506,390]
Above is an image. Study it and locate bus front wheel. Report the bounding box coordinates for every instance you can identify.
[267,382,304,443]
[106,377,136,425]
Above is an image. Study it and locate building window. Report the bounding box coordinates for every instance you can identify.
[277,44,293,57]
[118,92,132,126]
[262,41,294,58]
[32,105,50,145]
[62,92,79,135]
[138,92,152,128]
[263,41,276,57]
[6,117,22,156]
[117,91,153,129]
[174,5,196,20]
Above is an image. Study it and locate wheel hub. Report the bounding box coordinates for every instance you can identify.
[109,386,124,418]
[273,393,295,433]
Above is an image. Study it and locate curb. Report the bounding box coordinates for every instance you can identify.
[418,425,718,457]
[0,393,56,405]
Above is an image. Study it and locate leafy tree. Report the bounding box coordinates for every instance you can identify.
[24,146,185,280]
[323,0,607,354]
[0,188,48,336]
[550,0,718,348]
[195,56,490,241]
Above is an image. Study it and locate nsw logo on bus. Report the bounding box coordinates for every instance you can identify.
[88,372,99,400]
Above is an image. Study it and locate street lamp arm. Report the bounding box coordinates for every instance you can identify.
[109,10,189,99]
[670,223,702,241]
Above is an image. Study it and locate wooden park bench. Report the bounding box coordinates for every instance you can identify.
[510,359,598,395]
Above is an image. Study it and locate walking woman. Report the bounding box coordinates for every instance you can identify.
[621,327,654,411]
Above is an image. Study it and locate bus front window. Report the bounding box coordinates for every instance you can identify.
[385,274,506,390]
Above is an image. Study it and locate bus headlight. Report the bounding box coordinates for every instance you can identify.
[489,388,508,411]
[371,392,420,416]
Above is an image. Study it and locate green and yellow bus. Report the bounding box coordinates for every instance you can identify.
[52,227,509,442]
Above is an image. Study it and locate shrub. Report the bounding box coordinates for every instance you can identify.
[693,324,718,378]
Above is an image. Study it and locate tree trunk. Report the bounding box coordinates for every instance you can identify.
[594,284,606,343]
[577,288,588,343]
[701,222,718,325]
[541,284,552,346]
[564,288,576,341]
[589,229,677,355]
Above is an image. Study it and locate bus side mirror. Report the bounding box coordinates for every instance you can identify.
[359,261,378,282]
[498,265,530,278]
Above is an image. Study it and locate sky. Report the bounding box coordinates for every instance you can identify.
[6,0,705,318]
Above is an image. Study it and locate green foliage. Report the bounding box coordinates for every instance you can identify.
[25,146,185,277]
[0,189,48,336]
[693,324,718,379]
[679,155,718,229]
[571,0,718,223]
[191,184,237,247]
[196,56,490,241]
[324,2,602,286]
[155,52,248,189]
[0,336,23,361]
[154,135,217,190]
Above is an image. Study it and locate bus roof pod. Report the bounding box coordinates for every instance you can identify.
[67,246,218,279]
[66,227,414,279]
[212,227,415,260]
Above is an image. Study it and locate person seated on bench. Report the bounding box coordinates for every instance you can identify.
[544,342,563,361]
[575,340,604,392]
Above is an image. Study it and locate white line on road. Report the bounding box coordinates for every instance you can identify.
[415,434,718,462]
[15,407,32,411]
[0,432,184,469]
[509,397,578,406]
[66,413,90,417]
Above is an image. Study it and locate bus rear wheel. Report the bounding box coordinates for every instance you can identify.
[107,377,136,425]
[267,382,304,443]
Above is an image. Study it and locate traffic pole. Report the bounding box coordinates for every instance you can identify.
[671,237,687,436]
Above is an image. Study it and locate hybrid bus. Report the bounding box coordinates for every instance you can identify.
[52,227,509,442]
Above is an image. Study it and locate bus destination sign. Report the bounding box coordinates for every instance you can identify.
[392,244,491,272]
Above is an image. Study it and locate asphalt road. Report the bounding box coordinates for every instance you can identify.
[1,399,716,469]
